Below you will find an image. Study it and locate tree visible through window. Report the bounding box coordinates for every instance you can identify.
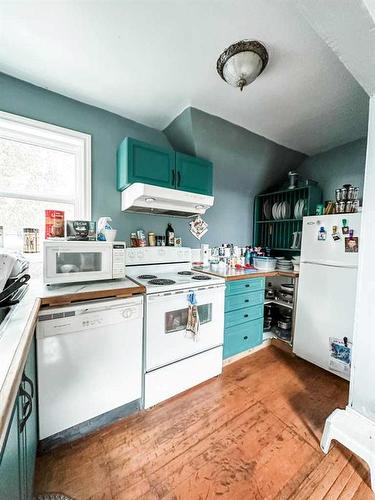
[0,112,91,253]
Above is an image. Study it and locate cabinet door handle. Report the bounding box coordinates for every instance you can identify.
[19,387,32,433]
[244,314,249,318]
[244,299,249,303]
[177,171,181,187]
[244,336,248,340]
[172,170,176,186]
[22,373,34,398]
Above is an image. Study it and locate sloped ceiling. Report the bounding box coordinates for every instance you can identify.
[0,0,369,154]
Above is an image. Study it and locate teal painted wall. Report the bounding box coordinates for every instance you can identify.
[0,73,304,247]
[297,138,367,202]
[165,108,306,245]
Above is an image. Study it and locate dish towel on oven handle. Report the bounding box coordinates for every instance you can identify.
[186,291,200,341]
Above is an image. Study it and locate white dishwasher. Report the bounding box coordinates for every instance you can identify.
[37,296,143,440]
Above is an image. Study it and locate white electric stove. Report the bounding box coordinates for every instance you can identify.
[126,247,225,408]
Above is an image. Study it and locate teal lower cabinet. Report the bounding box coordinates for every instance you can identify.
[0,403,22,500]
[224,277,265,359]
[0,337,38,500]
[223,319,264,359]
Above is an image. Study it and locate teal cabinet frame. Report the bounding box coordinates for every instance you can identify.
[175,152,213,196]
[117,137,214,196]
[0,403,22,500]
[0,337,38,500]
[117,137,175,190]
[224,278,265,359]
[253,185,322,254]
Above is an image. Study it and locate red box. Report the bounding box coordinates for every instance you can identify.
[45,210,65,239]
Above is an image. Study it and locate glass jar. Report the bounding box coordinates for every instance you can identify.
[148,232,156,246]
[23,228,39,253]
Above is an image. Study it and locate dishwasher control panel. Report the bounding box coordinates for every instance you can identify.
[36,297,143,338]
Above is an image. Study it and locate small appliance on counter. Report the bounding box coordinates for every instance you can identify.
[43,240,126,285]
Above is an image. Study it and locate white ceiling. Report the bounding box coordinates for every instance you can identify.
[0,0,369,155]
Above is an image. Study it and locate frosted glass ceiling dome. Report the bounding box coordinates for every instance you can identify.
[217,40,269,91]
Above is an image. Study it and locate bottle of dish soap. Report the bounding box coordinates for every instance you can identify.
[166,223,175,246]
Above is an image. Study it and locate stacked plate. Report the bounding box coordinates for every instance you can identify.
[271,201,291,220]
[294,199,306,219]
[275,257,293,271]
[263,199,271,220]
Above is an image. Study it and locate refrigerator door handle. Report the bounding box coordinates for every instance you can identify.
[302,260,357,269]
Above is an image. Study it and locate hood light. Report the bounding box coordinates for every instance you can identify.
[145,197,156,203]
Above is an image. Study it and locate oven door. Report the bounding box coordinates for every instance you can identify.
[145,284,225,371]
[44,243,113,284]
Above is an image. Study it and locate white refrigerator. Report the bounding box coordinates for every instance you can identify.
[293,213,361,380]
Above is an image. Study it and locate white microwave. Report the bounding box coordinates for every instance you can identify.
[43,241,126,285]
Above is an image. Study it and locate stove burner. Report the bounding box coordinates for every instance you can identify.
[137,274,157,279]
[191,275,211,281]
[178,271,194,276]
[148,278,176,286]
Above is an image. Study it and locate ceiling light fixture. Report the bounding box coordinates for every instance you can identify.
[216,40,268,91]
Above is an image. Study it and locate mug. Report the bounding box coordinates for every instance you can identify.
[103,229,117,242]
[316,204,324,216]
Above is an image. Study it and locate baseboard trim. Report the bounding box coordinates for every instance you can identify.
[38,399,141,453]
[223,339,271,366]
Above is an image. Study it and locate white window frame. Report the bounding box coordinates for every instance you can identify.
[0,111,91,219]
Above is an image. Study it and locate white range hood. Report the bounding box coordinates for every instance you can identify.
[121,183,214,217]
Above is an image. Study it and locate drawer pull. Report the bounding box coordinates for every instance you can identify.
[244,336,248,340]
[245,284,250,288]
[244,299,249,303]
[244,314,248,318]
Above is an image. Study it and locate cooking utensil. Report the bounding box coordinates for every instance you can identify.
[0,273,30,306]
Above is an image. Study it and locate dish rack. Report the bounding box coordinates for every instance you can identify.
[253,185,322,254]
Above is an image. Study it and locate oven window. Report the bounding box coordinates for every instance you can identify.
[56,252,102,274]
[165,304,212,334]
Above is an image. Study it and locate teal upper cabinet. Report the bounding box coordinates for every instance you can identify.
[117,137,175,190]
[175,153,213,196]
[117,137,214,196]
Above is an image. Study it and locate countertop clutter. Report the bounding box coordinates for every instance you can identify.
[0,278,144,450]
[193,265,299,281]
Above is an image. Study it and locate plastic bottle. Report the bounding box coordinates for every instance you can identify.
[244,246,251,266]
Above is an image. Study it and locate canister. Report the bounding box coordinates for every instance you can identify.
[23,228,39,253]
[148,232,156,246]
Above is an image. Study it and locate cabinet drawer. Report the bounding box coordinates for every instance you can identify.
[223,318,263,359]
[225,304,263,328]
[225,290,264,312]
[226,277,265,296]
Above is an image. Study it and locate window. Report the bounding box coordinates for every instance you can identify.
[0,111,91,251]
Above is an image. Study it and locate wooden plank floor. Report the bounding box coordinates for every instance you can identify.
[34,346,375,499]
